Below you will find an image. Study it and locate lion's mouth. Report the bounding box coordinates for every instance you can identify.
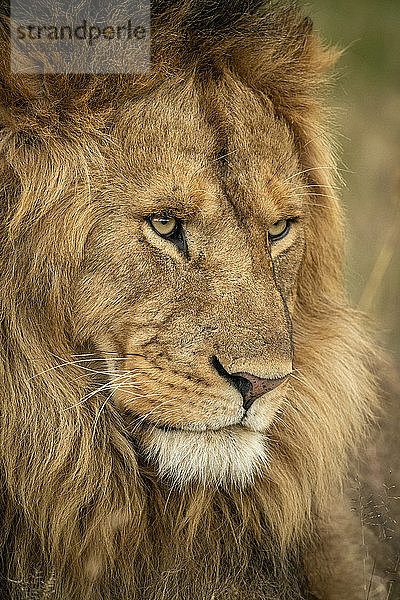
[126,406,275,438]
[129,415,243,434]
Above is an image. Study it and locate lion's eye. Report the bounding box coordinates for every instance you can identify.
[146,214,189,257]
[149,215,178,237]
[268,219,291,242]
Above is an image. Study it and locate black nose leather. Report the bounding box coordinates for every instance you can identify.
[211,356,289,411]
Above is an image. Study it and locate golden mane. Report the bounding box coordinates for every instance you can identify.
[0,2,380,599]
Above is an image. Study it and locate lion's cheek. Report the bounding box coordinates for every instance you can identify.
[272,235,305,313]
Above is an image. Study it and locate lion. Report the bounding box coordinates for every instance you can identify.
[0,1,388,599]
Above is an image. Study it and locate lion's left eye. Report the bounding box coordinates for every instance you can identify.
[268,219,291,242]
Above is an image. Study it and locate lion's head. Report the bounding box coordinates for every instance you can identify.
[73,73,307,487]
[0,2,379,599]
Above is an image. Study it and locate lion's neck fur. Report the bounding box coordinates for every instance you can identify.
[0,302,376,600]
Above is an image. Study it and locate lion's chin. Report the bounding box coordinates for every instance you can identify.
[139,425,268,488]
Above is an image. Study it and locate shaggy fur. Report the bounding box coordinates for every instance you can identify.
[0,1,384,599]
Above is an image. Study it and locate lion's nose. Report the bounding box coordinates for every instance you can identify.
[231,371,289,410]
[211,356,289,410]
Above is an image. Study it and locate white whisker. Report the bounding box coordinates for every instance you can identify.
[63,372,136,411]
[91,389,114,440]
[130,398,179,432]
[292,192,338,202]
[291,183,341,190]
[282,166,335,184]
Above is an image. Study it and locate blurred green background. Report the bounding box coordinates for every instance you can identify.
[309,0,400,361]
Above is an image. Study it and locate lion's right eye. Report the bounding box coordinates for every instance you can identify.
[146,214,189,258]
[149,215,178,237]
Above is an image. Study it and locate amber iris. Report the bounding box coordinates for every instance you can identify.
[268,219,290,241]
[149,215,178,237]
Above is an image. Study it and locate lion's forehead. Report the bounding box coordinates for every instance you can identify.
[106,78,303,223]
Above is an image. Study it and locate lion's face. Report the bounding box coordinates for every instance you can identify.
[70,78,307,486]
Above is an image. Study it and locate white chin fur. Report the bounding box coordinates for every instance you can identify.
[140,426,268,488]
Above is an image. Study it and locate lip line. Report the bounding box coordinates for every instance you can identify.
[134,417,242,434]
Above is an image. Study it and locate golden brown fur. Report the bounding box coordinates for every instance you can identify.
[0,1,384,598]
